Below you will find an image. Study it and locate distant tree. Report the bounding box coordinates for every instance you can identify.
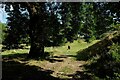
[79,2,115,41]
[3,3,29,49]
[79,3,96,42]
[61,3,81,42]
[94,3,114,36]
[0,22,7,43]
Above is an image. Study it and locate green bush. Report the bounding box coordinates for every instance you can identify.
[85,42,120,79]
[109,43,120,62]
[0,23,7,43]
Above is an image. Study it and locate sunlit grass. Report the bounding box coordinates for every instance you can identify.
[1,39,99,56]
[1,49,29,55]
[59,66,73,74]
[45,39,99,56]
[0,44,2,50]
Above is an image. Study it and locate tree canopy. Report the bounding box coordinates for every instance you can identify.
[2,2,120,58]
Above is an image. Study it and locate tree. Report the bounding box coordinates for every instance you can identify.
[79,2,115,41]
[61,3,81,42]
[3,2,47,57]
[0,22,6,44]
[79,3,96,42]
[94,3,114,36]
[3,3,29,49]
[3,2,119,58]
[3,2,82,58]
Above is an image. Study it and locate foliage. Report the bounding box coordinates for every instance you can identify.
[109,43,120,62]
[84,42,120,79]
[94,3,114,36]
[60,3,81,42]
[78,2,115,42]
[0,22,7,43]
[79,3,96,42]
[2,2,83,58]
[2,2,120,58]
[113,23,120,31]
[2,3,30,49]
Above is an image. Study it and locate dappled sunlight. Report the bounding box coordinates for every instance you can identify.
[1,2,120,79]
[2,60,58,80]
[1,38,112,79]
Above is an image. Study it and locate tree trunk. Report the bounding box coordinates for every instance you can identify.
[28,16,45,58]
[29,44,44,58]
[28,15,44,58]
[26,3,45,58]
[28,34,44,58]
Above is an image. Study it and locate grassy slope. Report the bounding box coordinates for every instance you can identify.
[45,40,99,56]
[77,31,120,60]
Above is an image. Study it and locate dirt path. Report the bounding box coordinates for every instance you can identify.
[3,52,87,79]
[24,54,87,79]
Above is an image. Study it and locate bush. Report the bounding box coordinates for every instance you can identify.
[85,42,120,79]
[109,43,120,62]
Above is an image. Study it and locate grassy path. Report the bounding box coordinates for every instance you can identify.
[25,54,87,79]
[1,40,99,79]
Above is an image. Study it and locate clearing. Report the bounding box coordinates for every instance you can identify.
[1,40,99,80]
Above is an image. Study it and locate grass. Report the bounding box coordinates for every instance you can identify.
[58,66,74,79]
[1,39,99,57]
[45,39,99,56]
[1,39,99,79]
[0,44,2,49]
[1,49,29,55]
[2,35,119,79]
[59,66,73,74]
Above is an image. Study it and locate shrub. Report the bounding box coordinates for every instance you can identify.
[85,42,120,79]
[109,43,120,62]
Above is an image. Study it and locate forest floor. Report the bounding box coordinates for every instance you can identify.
[1,40,99,80]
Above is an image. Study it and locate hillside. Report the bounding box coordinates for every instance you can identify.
[77,31,120,60]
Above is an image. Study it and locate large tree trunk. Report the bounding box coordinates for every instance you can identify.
[29,40,44,58]
[28,27,45,58]
[26,3,46,58]
[28,15,45,58]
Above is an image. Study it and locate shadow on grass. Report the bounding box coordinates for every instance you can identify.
[2,52,64,63]
[71,71,93,80]
[73,49,120,79]
[76,31,120,61]
[2,53,30,61]
[54,55,68,58]
[2,60,59,80]
[76,50,92,61]
[65,55,77,58]
[46,58,63,63]
[76,38,110,61]
[83,54,120,79]
[60,71,93,80]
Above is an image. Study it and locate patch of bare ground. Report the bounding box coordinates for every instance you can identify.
[21,54,87,79]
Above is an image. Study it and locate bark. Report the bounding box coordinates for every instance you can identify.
[28,16,45,58]
[29,38,44,58]
[26,3,45,58]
